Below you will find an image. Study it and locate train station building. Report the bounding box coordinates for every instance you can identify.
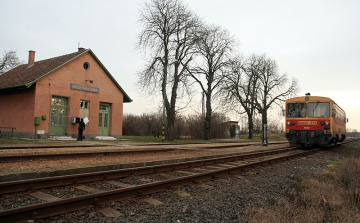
[0,48,132,139]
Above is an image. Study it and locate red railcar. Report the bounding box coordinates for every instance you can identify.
[285,94,347,147]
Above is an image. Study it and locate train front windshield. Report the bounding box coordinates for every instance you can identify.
[308,102,330,117]
[287,102,330,118]
[287,103,307,118]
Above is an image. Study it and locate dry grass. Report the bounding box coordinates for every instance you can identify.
[245,143,360,223]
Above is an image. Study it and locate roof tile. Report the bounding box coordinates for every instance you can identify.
[0,49,132,102]
[0,51,84,89]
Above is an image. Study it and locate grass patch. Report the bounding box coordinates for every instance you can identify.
[245,142,360,222]
[0,138,69,145]
[122,135,247,144]
[122,133,287,144]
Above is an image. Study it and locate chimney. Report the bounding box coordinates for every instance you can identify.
[78,47,85,52]
[28,50,35,66]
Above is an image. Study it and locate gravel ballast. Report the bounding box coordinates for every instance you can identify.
[40,143,358,223]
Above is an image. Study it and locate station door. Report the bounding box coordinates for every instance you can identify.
[98,103,110,136]
[49,96,67,135]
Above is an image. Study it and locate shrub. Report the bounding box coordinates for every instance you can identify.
[123,112,230,140]
[185,113,229,139]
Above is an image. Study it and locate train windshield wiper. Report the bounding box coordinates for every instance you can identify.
[312,102,320,116]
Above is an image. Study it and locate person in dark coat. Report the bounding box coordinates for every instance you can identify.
[77,118,85,141]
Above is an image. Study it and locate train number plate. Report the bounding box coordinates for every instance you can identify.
[298,121,317,125]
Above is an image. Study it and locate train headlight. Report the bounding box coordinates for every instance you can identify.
[291,121,295,125]
[320,121,325,126]
[325,121,329,125]
[287,121,290,125]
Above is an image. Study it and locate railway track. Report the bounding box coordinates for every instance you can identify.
[0,146,296,195]
[0,141,288,162]
[0,139,358,222]
[0,141,287,150]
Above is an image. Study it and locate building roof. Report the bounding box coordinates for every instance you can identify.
[0,49,132,102]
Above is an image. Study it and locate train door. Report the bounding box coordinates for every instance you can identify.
[98,103,110,136]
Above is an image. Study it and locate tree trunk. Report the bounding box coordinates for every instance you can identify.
[248,115,254,139]
[166,110,175,140]
[165,64,180,141]
[204,91,212,140]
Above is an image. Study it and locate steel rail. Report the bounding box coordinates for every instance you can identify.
[0,147,295,195]
[0,148,317,223]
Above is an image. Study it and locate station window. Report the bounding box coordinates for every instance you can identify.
[83,62,90,70]
[80,100,90,109]
[79,100,90,122]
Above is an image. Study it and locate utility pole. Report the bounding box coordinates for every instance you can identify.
[162,64,167,142]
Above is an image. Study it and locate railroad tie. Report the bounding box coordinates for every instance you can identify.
[173,190,191,197]
[175,170,194,175]
[218,164,237,168]
[27,191,62,202]
[191,167,205,171]
[98,207,124,218]
[105,180,135,188]
[142,197,164,206]
[198,184,214,190]
[206,166,222,169]
[218,179,231,184]
[73,185,105,194]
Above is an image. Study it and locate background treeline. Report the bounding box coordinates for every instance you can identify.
[123,112,228,139]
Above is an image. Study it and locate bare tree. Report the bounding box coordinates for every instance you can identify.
[187,25,235,140]
[0,50,21,74]
[137,0,201,140]
[254,54,298,140]
[223,54,297,139]
[222,54,262,139]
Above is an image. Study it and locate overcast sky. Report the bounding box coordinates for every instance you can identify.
[1,0,359,130]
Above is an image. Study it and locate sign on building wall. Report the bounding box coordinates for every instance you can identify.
[70,83,99,93]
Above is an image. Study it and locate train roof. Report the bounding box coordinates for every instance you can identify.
[286,95,332,103]
[286,95,345,113]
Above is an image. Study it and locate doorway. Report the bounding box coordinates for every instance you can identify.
[98,103,110,136]
[49,96,68,135]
